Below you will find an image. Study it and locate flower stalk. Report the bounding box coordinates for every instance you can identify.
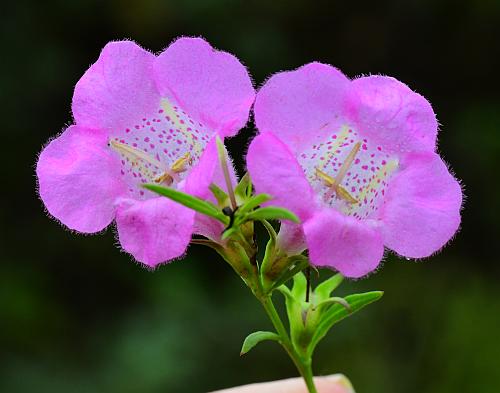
[257,294,318,393]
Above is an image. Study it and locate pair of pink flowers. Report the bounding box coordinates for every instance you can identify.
[37,37,462,278]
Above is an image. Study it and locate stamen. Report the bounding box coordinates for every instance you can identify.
[109,139,191,186]
[153,152,193,185]
[315,142,361,204]
[170,152,192,173]
[315,167,335,187]
[334,142,361,186]
[109,139,166,170]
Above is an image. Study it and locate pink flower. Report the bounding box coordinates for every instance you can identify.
[36,38,254,267]
[247,63,462,278]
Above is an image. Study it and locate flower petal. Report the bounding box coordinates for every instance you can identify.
[183,138,237,201]
[36,126,125,233]
[115,197,195,267]
[72,41,159,132]
[246,133,316,221]
[379,152,462,258]
[154,37,255,137]
[254,62,350,151]
[345,75,438,153]
[183,138,238,242]
[303,209,384,278]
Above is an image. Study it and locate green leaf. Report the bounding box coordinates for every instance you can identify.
[209,183,229,207]
[235,172,252,200]
[237,193,273,216]
[244,206,299,223]
[314,297,351,313]
[144,184,228,224]
[314,273,344,302]
[309,291,384,353]
[240,331,280,355]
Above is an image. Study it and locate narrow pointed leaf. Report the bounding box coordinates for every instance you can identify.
[244,206,299,223]
[314,297,351,313]
[235,172,252,200]
[260,224,277,281]
[215,136,237,210]
[291,271,307,299]
[240,331,280,355]
[237,193,273,216]
[314,273,344,302]
[144,184,228,224]
[221,226,238,240]
[277,285,304,345]
[310,291,384,353]
[261,219,278,242]
[209,183,229,207]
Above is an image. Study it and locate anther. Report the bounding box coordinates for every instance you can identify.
[316,142,361,204]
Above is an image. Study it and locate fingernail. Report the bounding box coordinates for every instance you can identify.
[323,374,355,393]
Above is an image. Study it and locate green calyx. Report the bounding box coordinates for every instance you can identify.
[277,272,383,358]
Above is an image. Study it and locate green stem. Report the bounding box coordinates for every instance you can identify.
[258,295,318,393]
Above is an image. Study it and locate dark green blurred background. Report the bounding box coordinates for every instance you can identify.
[1,0,499,392]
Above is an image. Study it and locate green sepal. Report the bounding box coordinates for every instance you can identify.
[260,221,278,284]
[235,172,252,201]
[143,184,229,224]
[240,331,280,355]
[243,206,299,223]
[209,183,229,207]
[268,255,310,291]
[314,273,344,302]
[291,271,307,299]
[261,219,278,241]
[277,285,304,348]
[309,291,383,354]
[237,193,273,216]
